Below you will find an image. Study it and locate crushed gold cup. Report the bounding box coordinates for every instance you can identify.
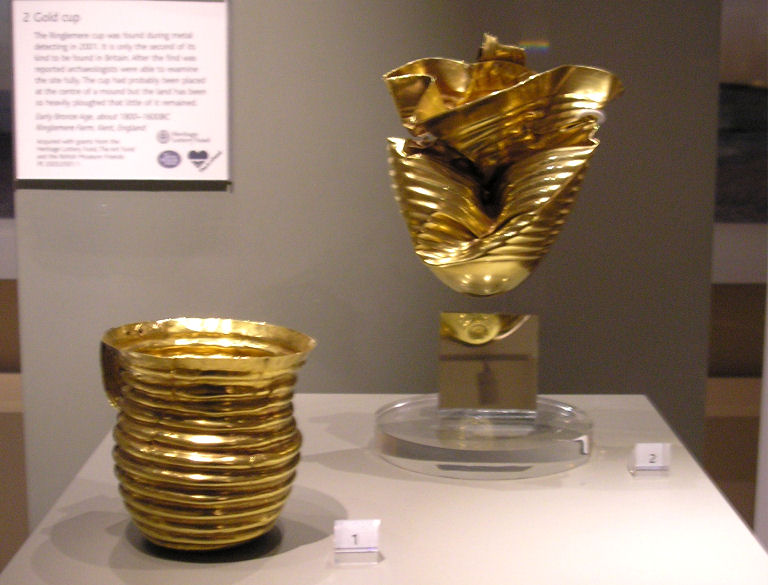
[384,34,623,296]
[100,318,316,551]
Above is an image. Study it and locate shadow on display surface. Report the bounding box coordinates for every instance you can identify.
[34,485,343,584]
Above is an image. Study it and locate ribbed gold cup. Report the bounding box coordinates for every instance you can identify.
[100,318,315,551]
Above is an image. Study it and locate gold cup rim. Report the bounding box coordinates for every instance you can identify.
[100,317,316,406]
[102,317,316,354]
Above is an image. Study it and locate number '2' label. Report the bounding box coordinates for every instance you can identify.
[632,443,671,471]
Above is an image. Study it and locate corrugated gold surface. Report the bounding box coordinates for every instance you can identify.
[384,34,622,295]
[101,318,315,551]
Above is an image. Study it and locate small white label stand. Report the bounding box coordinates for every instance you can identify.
[628,442,671,475]
[333,519,382,565]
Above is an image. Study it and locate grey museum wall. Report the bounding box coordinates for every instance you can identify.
[16,0,719,527]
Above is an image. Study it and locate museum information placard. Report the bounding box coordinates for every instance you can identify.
[13,0,229,181]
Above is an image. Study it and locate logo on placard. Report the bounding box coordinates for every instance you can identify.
[157,130,170,144]
[188,150,209,168]
[157,150,181,168]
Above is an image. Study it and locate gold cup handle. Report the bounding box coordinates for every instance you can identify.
[100,341,123,408]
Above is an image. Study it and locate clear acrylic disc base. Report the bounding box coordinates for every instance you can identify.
[374,394,592,479]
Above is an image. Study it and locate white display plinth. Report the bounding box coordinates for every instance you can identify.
[1,393,766,585]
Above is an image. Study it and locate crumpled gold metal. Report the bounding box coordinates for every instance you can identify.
[385,34,623,295]
[100,318,315,551]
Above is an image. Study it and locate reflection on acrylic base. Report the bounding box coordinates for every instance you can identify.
[374,394,592,480]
